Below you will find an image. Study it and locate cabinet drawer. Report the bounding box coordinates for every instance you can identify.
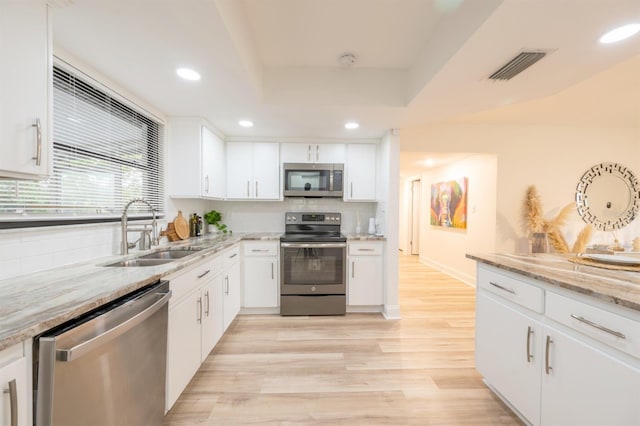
[348,241,383,256]
[168,255,221,304]
[478,266,544,313]
[222,245,241,268]
[243,241,279,256]
[546,291,640,359]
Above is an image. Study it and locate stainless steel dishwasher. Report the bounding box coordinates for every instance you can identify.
[34,280,171,426]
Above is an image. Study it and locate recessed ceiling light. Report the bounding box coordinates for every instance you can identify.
[345,122,359,130]
[176,67,201,81]
[599,23,640,44]
[238,120,254,128]
[424,159,435,167]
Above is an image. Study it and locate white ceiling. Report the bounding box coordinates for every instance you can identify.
[51,0,640,142]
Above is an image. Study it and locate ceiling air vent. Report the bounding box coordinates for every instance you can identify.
[488,50,550,81]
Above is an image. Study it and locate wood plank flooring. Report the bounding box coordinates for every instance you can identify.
[164,255,522,425]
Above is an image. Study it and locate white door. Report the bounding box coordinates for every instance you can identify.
[0,1,50,178]
[200,276,223,360]
[476,292,543,426]
[410,179,421,255]
[252,143,280,200]
[166,289,202,410]
[346,144,376,201]
[201,126,225,199]
[316,144,346,163]
[226,142,253,199]
[541,326,640,426]
[243,257,279,308]
[223,261,242,330]
[348,256,384,305]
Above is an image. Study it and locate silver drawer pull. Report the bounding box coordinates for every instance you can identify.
[4,379,17,426]
[545,335,553,375]
[570,314,626,339]
[357,248,375,252]
[32,118,42,166]
[197,270,211,279]
[489,281,516,294]
[526,326,534,363]
[252,249,269,252]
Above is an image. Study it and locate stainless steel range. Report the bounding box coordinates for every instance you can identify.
[280,212,346,315]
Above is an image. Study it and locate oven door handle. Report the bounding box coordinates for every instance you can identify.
[281,242,346,249]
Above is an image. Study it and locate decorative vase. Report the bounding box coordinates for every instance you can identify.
[531,232,549,253]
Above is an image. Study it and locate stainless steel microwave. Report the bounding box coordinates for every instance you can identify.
[283,163,344,198]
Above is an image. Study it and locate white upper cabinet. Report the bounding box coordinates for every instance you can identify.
[0,0,51,180]
[281,143,346,164]
[226,142,280,200]
[345,144,376,201]
[168,117,225,199]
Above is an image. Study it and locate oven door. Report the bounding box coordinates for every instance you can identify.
[280,242,346,295]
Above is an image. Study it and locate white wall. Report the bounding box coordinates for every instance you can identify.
[408,154,497,284]
[402,123,640,257]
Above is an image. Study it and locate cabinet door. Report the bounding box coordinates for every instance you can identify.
[281,143,313,163]
[541,326,640,426]
[166,289,202,410]
[243,257,279,308]
[252,143,280,200]
[201,126,225,199]
[0,1,50,179]
[201,276,223,360]
[476,292,542,426]
[0,356,28,426]
[316,143,346,163]
[226,142,253,199]
[346,144,376,201]
[348,255,383,305]
[223,261,242,331]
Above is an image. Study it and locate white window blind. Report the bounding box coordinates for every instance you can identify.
[0,64,165,222]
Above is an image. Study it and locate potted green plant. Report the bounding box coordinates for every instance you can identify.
[203,209,228,234]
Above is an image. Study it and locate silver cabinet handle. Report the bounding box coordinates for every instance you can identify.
[246,181,250,197]
[358,248,375,252]
[197,297,202,323]
[352,261,355,278]
[204,291,210,316]
[197,270,211,279]
[307,144,311,161]
[252,249,269,253]
[229,253,238,259]
[255,181,258,198]
[570,314,626,339]
[350,182,353,198]
[545,335,553,375]
[489,281,516,294]
[3,379,17,426]
[204,175,209,193]
[225,276,229,295]
[271,262,274,280]
[316,145,319,162]
[526,326,533,363]
[32,117,42,166]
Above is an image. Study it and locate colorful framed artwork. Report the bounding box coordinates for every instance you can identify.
[430,177,468,229]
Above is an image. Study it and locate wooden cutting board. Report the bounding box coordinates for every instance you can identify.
[174,211,189,240]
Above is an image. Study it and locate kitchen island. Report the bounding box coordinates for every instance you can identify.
[467,252,640,426]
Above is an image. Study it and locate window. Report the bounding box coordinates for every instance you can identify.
[0,62,165,226]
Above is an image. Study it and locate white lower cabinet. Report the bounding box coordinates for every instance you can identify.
[476,292,542,425]
[242,241,279,309]
[347,241,383,307]
[166,254,223,411]
[0,344,29,426]
[222,246,241,331]
[475,264,640,426]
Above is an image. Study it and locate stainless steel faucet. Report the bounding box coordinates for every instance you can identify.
[121,198,159,255]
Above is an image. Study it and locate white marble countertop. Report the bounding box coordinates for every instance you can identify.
[0,232,280,351]
[467,253,640,312]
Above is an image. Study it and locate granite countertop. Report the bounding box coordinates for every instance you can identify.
[0,232,281,351]
[467,253,640,312]
[344,234,387,241]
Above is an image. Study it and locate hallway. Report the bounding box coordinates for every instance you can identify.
[164,255,522,425]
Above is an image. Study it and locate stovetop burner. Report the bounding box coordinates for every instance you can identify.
[281,212,346,242]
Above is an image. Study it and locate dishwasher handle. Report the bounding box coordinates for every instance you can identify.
[55,289,172,362]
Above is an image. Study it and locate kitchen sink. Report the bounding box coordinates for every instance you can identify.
[105,248,203,267]
[138,249,202,260]
[105,258,175,267]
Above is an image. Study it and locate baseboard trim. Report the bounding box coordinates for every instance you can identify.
[382,304,401,320]
[418,256,475,287]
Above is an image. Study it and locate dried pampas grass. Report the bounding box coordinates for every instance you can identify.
[572,224,594,254]
[525,185,545,234]
[547,229,570,253]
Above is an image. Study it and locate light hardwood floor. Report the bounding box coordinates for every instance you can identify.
[164,255,522,425]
